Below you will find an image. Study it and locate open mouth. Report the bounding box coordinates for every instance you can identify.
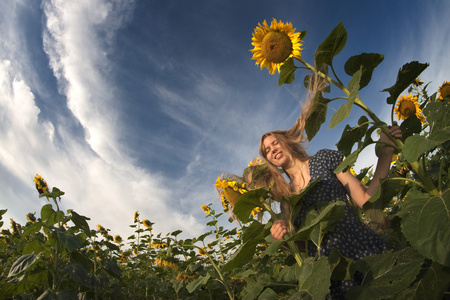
[274,152,282,160]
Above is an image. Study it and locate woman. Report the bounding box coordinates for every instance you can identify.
[257,102,401,298]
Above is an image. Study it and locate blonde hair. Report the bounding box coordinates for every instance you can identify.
[258,68,328,219]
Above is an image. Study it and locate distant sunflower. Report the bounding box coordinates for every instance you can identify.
[201,205,211,214]
[142,219,152,229]
[250,18,303,74]
[438,81,450,101]
[114,235,123,243]
[134,211,139,222]
[394,94,424,123]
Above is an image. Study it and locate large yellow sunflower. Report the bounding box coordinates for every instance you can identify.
[394,94,424,123]
[438,81,450,101]
[250,18,303,74]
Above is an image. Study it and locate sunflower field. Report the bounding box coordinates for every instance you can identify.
[1,21,449,299]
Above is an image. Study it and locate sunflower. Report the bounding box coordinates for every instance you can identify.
[438,81,450,101]
[134,211,139,222]
[26,213,36,224]
[142,219,153,229]
[250,18,303,74]
[394,94,424,123]
[114,235,123,243]
[33,174,49,194]
[201,205,211,214]
[197,247,207,256]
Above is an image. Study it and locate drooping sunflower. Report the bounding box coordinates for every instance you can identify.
[201,205,211,214]
[33,174,49,194]
[142,219,153,229]
[394,94,424,123]
[438,81,450,101]
[250,18,303,74]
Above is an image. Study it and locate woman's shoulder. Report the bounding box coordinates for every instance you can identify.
[311,149,343,169]
[313,149,342,158]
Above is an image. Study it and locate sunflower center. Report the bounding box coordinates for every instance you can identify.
[399,100,416,117]
[441,84,450,98]
[261,31,292,63]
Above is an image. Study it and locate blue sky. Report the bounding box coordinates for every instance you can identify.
[0,0,449,239]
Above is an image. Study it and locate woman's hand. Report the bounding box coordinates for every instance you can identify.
[378,122,402,156]
[271,219,288,240]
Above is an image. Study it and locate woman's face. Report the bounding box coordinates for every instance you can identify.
[263,135,289,168]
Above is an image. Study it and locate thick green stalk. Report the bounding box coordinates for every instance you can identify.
[207,255,234,300]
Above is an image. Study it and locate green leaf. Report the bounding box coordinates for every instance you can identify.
[242,275,271,300]
[105,261,122,278]
[334,150,360,174]
[336,116,370,156]
[23,239,44,254]
[315,21,347,69]
[329,69,361,128]
[242,220,265,243]
[399,115,422,141]
[328,249,353,281]
[277,263,301,282]
[58,232,83,251]
[62,262,91,288]
[287,201,346,242]
[233,188,267,222]
[223,239,260,271]
[186,272,211,293]
[407,262,450,300]
[403,127,450,163]
[305,92,331,141]
[344,53,384,89]
[423,100,450,133]
[8,253,41,278]
[347,247,424,299]
[258,288,278,300]
[278,57,297,86]
[297,257,331,300]
[289,177,322,222]
[41,204,56,226]
[382,61,429,104]
[399,188,450,267]
[22,221,43,236]
[69,210,91,237]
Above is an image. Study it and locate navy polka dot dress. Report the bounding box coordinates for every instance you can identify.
[294,150,386,298]
[294,149,386,259]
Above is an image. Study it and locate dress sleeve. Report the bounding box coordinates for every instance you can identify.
[316,149,343,172]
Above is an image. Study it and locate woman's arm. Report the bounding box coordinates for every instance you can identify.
[336,124,402,208]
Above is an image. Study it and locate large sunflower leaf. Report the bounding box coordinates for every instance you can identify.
[402,262,450,300]
[399,115,422,141]
[233,188,267,222]
[287,201,346,242]
[223,239,261,272]
[344,53,384,89]
[347,247,424,299]
[399,188,450,267]
[329,69,361,129]
[382,61,429,104]
[423,100,450,132]
[186,272,211,293]
[403,127,450,163]
[305,92,331,141]
[315,21,347,69]
[297,257,331,300]
[336,116,369,156]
